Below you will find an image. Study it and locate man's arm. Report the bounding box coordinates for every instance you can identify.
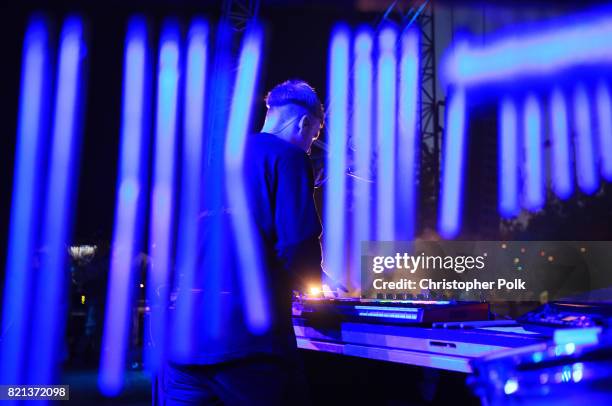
[274,151,322,291]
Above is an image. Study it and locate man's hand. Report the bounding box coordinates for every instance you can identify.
[320,271,349,297]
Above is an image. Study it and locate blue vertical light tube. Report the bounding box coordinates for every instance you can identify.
[596,80,612,181]
[573,84,599,195]
[324,24,349,286]
[438,88,466,238]
[201,21,234,341]
[30,16,85,386]
[550,88,573,199]
[351,27,373,291]
[99,17,149,396]
[376,26,397,241]
[146,20,181,373]
[522,94,545,211]
[172,19,208,360]
[498,97,519,217]
[396,27,419,240]
[0,16,50,387]
[224,24,269,333]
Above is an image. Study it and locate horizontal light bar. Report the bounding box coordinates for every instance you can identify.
[443,13,612,87]
[357,312,418,320]
[355,305,419,312]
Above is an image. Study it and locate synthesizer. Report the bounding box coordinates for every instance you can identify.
[294,298,490,326]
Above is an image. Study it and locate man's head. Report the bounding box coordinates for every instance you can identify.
[261,80,324,153]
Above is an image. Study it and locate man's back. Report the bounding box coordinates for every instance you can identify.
[174,132,322,365]
[161,79,325,405]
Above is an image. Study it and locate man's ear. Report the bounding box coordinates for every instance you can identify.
[297,114,309,135]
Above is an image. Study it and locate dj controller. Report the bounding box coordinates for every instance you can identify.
[517,301,612,335]
[294,296,612,331]
[294,297,490,326]
[293,296,612,404]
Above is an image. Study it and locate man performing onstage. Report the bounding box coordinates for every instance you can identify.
[160,80,325,405]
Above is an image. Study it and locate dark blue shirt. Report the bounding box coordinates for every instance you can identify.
[174,132,322,364]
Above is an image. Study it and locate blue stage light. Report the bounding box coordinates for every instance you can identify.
[201,21,233,340]
[351,26,373,290]
[31,15,85,385]
[550,88,573,199]
[396,27,419,240]
[561,365,572,383]
[146,20,181,373]
[532,351,543,363]
[503,378,518,395]
[0,15,50,387]
[99,16,149,396]
[523,94,544,211]
[172,19,208,361]
[376,25,397,241]
[443,14,612,88]
[499,97,519,217]
[224,23,270,334]
[572,362,584,383]
[438,88,466,238]
[596,80,612,181]
[573,84,599,195]
[441,9,612,230]
[554,327,600,346]
[325,24,349,286]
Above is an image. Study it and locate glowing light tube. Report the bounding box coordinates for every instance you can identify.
[146,20,181,373]
[99,17,149,396]
[30,16,85,385]
[376,26,397,241]
[499,97,520,217]
[397,27,420,240]
[224,24,269,334]
[325,24,349,286]
[351,26,373,290]
[596,80,612,181]
[573,84,599,194]
[0,16,50,387]
[522,94,544,211]
[199,21,233,341]
[444,13,612,87]
[172,19,208,361]
[438,88,466,238]
[550,88,573,199]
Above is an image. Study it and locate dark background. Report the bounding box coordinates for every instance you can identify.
[3,0,612,270]
[3,0,612,275]
[0,0,375,278]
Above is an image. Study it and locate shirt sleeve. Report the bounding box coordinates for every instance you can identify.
[274,151,323,290]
